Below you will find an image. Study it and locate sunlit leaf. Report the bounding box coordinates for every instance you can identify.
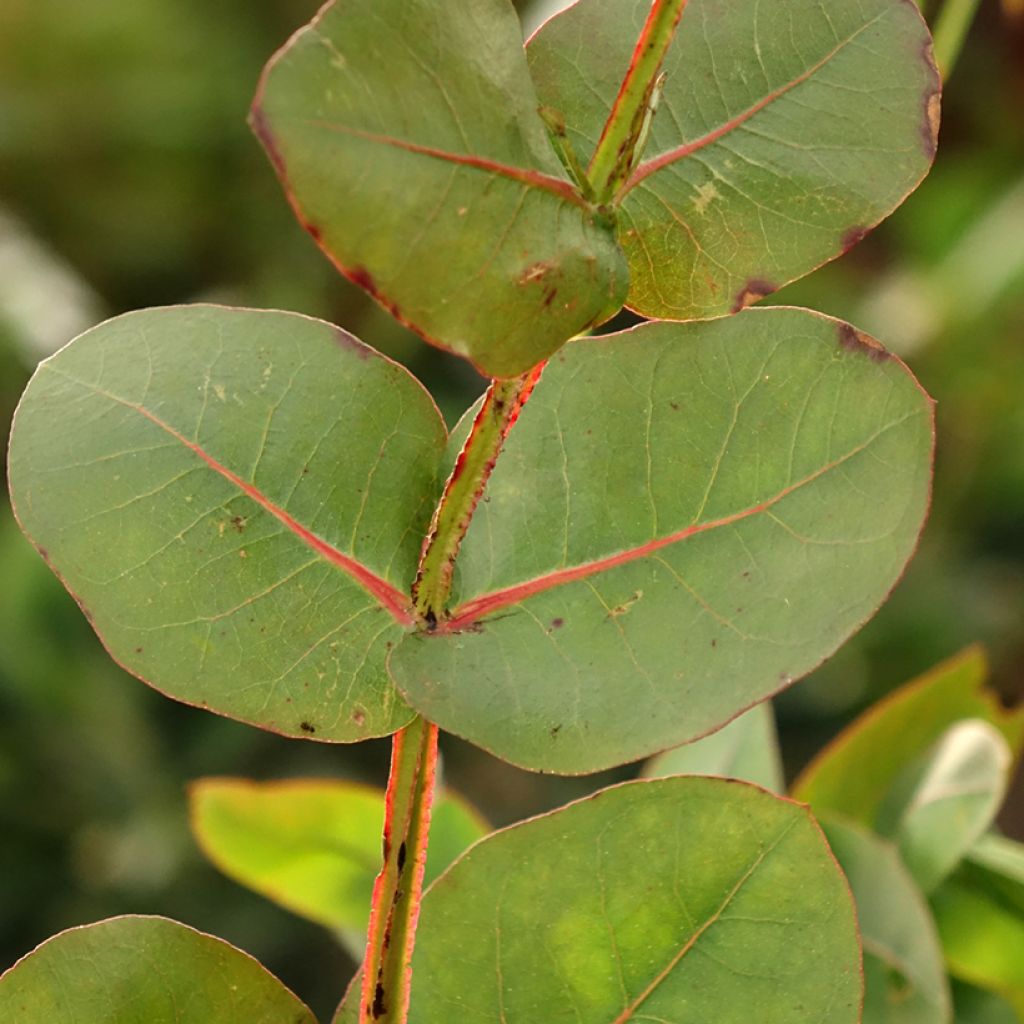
[8,305,448,741]
[823,816,952,1024]
[252,0,628,378]
[391,309,933,773]
[794,647,1024,824]
[0,916,315,1023]
[189,777,487,959]
[643,701,783,792]
[527,0,939,319]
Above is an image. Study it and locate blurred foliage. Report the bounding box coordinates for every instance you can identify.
[1,0,1023,1018]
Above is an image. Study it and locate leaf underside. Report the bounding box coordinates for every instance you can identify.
[0,916,315,1023]
[527,0,940,321]
[8,306,447,742]
[336,778,861,1023]
[252,0,628,379]
[391,308,934,774]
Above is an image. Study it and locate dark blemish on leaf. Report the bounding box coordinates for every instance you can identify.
[837,322,891,362]
[352,708,366,726]
[306,223,323,243]
[741,570,751,580]
[840,226,870,254]
[299,721,316,734]
[37,546,49,560]
[550,724,562,738]
[332,325,371,360]
[608,590,643,618]
[249,107,286,176]
[543,286,559,308]
[670,401,680,411]
[731,278,776,314]
[423,608,438,632]
[372,982,387,1019]
[135,647,144,654]
[711,639,717,648]
[382,836,390,861]
[397,841,407,873]
[230,515,246,533]
[550,617,564,630]
[922,89,941,159]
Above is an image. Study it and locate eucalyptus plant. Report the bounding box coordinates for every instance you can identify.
[4,1,1020,1022]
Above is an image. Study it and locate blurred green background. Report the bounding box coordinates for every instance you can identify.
[1,0,1022,1018]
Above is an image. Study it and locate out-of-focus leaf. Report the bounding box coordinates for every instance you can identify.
[952,981,1021,1024]
[252,0,627,378]
[190,777,487,959]
[823,816,952,1024]
[8,305,449,741]
[642,701,783,792]
[794,647,1024,824]
[875,720,1011,891]
[336,778,862,1023]
[0,915,316,1023]
[527,0,939,320]
[391,309,933,774]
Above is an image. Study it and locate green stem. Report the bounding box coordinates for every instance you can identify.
[413,366,542,625]
[586,0,688,203]
[931,0,982,78]
[359,716,439,1024]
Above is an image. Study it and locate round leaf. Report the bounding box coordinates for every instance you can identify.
[0,916,315,1023]
[391,309,934,773]
[8,305,448,741]
[252,0,628,378]
[527,0,940,319]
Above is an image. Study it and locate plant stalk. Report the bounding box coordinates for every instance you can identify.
[412,366,543,625]
[586,0,688,203]
[359,716,439,1024]
[931,0,982,78]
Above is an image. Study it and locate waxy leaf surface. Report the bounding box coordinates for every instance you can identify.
[823,817,952,1024]
[875,721,1011,892]
[643,701,784,791]
[795,647,1024,824]
[338,777,861,1023]
[253,0,627,378]
[392,309,933,773]
[0,916,315,1023]
[8,306,448,742]
[190,777,486,959]
[527,0,939,319]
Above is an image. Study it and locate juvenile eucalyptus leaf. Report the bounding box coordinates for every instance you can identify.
[875,721,1012,892]
[8,305,448,742]
[527,0,940,320]
[794,647,1024,825]
[0,916,315,1023]
[823,816,952,1024]
[643,701,784,792]
[252,0,628,378]
[337,778,862,1023]
[391,308,934,774]
[189,777,487,959]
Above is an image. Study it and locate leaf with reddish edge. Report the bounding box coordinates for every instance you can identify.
[390,308,934,775]
[189,777,488,961]
[527,0,940,321]
[822,815,952,1024]
[0,915,316,1023]
[793,646,1024,826]
[336,777,862,1023]
[8,305,448,742]
[251,0,628,379]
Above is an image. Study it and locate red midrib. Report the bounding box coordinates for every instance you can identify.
[304,120,589,209]
[625,13,886,192]
[98,388,416,626]
[441,432,887,632]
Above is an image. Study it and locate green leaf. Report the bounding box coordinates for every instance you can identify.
[189,777,487,959]
[642,701,784,792]
[527,0,939,319]
[952,982,1021,1024]
[391,308,933,774]
[933,868,1024,1018]
[822,816,952,1024]
[8,305,448,742]
[966,835,1024,912]
[794,647,1024,824]
[875,721,1012,892]
[0,916,315,1023]
[252,0,628,379]
[337,777,862,1023]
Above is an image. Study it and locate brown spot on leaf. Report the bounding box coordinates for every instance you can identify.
[299,721,316,734]
[922,89,941,159]
[608,590,643,618]
[837,322,890,362]
[397,841,407,873]
[352,709,367,726]
[332,325,370,359]
[249,107,286,176]
[731,279,776,314]
[372,982,387,1019]
[307,223,323,243]
[230,515,246,533]
[519,262,553,286]
[550,724,562,738]
[840,225,870,254]
[550,618,564,630]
